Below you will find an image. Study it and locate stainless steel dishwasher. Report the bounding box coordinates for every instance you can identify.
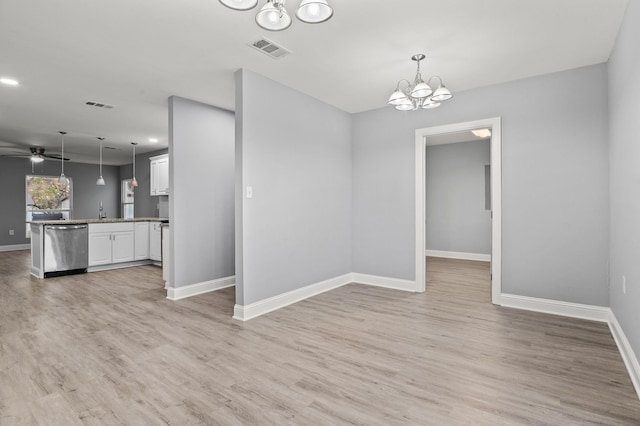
[44,224,88,277]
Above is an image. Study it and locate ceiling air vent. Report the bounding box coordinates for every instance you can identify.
[85,101,115,109]
[249,37,291,59]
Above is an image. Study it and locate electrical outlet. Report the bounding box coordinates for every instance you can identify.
[622,275,626,294]
[9,229,14,236]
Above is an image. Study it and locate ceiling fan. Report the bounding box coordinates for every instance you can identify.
[1,146,69,162]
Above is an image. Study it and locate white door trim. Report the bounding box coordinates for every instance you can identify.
[415,117,502,304]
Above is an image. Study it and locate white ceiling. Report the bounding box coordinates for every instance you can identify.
[0,0,628,165]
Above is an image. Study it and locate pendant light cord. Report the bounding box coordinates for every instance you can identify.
[61,133,64,175]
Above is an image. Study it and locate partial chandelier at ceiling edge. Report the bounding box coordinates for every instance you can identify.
[219,0,334,31]
[388,54,453,111]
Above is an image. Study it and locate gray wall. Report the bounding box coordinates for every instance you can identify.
[119,148,169,218]
[426,140,491,254]
[353,63,610,306]
[169,96,235,288]
[235,69,352,306]
[0,157,120,246]
[608,0,640,364]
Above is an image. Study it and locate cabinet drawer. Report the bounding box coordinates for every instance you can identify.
[89,222,134,234]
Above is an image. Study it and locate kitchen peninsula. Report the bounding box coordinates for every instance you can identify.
[30,217,168,279]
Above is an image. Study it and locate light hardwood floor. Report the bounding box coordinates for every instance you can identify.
[1,251,639,425]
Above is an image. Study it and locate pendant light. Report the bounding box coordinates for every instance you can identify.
[96,137,106,186]
[58,131,67,186]
[130,142,138,188]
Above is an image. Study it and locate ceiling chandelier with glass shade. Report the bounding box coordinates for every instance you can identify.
[219,0,334,31]
[387,54,453,111]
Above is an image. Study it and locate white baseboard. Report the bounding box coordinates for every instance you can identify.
[233,273,352,321]
[88,260,156,273]
[167,275,235,301]
[351,273,416,292]
[425,250,491,262]
[0,244,30,252]
[500,293,610,322]
[608,311,640,399]
[500,293,639,399]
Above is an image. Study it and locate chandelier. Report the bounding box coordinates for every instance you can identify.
[219,0,334,31]
[387,54,453,111]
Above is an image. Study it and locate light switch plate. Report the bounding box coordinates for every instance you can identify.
[246,186,253,199]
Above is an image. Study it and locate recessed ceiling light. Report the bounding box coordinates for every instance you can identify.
[0,78,19,86]
[149,138,158,143]
[472,128,492,138]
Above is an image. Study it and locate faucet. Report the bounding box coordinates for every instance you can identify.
[99,201,107,219]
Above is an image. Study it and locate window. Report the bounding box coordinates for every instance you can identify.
[25,175,73,237]
[121,179,134,219]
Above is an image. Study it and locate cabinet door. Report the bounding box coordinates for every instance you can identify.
[157,157,169,195]
[150,159,158,196]
[162,225,170,283]
[88,232,112,266]
[134,222,149,260]
[111,231,134,264]
[149,223,162,261]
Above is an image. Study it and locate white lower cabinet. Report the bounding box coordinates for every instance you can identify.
[88,223,135,266]
[149,222,162,261]
[134,222,149,260]
[88,232,112,266]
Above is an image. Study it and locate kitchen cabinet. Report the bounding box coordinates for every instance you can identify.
[134,222,149,260]
[162,224,170,285]
[149,222,162,261]
[88,223,134,266]
[150,154,169,196]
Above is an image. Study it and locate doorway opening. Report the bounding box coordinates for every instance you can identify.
[415,117,502,304]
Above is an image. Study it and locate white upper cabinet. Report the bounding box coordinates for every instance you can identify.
[150,154,169,196]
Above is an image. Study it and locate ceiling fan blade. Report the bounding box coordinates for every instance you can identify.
[0,153,32,158]
[42,153,70,161]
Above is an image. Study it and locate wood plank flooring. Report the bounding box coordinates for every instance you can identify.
[1,251,639,425]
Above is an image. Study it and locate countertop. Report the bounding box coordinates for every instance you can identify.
[28,217,169,225]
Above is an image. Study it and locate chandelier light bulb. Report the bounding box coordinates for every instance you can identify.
[256,1,292,31]
[296,0,333,23]
[387,89,409,106]
[431,84,453,102]
[411,82,433,99]
[268,10,279,23]
[421,97,441,109]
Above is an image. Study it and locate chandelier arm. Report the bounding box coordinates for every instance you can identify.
[395,79,412,92]
[427,76,444,86]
